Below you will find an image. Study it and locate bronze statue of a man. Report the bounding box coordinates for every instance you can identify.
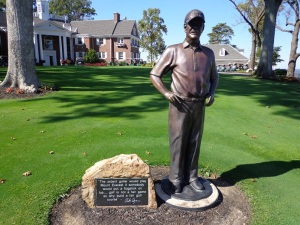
[150,9,219,193]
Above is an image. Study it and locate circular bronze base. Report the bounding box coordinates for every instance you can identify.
[155,176,219,211]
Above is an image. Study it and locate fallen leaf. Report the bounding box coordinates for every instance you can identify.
[210,173,218,179]
[145,151,152,155]
[49,151,54,154]
[0,179,6,184]
[11,137,16,140]
[243,132,248,136]
[117,132,123,135]
[251,136,257,139]
[40,130,45,133]
[250,178,257,182]
[83,152,87,155]
[23,171,32,176]
[266,106,270,108]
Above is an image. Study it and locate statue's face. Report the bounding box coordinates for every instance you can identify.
[184,18,204,40]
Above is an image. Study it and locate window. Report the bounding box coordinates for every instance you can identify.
[99,52,106,59]
[117,52,125,60]
[97,38,105,45]
[77,38,83,45]
[78,52,84,57]
[44,39,53,50]
[219,48,226,56]
[117,38,124,44]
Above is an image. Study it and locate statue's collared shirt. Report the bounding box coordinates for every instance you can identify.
[150,40,218,98]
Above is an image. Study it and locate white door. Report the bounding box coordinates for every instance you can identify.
[43,51,57,66]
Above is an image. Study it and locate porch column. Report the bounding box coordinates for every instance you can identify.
[33,34,39,62]
[59,35,63,60]
[70,37,74,60]
[39,34,44,61]
[63,36,67,59]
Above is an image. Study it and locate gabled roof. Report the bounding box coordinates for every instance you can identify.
[70,19,137,37]
[113,20,136,36]
[71,20,116,36]
[204,44,249,65]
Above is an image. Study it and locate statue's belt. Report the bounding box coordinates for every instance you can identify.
[175,94,205,102]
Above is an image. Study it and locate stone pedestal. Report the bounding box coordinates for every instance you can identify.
[155,176,219,211]
[82,154,157,209]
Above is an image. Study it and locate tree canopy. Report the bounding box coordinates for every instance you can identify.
[138,8,167,63]
[207,23,234,44]
[49,0,96,22]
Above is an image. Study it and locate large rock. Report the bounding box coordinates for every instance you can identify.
[82,154,157,209]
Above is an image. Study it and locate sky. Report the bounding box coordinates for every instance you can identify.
[90,0,294,69]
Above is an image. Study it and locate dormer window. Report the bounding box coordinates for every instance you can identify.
[117,38,125,47]
[219,48,226,56]
[117,38,124,44]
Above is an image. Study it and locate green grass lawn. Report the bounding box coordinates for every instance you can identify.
[0,66,300,225]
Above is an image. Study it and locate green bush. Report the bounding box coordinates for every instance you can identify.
[274,69,287,76]
[84,49,99,63]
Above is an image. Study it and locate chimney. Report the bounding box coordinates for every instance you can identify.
[114,12,120,23]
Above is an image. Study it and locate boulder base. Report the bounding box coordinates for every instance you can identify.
[81,154,157,209]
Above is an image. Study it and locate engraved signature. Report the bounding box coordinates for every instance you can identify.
[124,198,141,204]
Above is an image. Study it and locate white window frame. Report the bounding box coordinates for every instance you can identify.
[219,48,226,56]
[99,52,106,59]
[97,38,106,46]
[117,52,125,60]
[117,38,124,44]
[77,37,83,45]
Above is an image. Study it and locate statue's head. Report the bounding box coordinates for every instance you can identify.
[184,9,205,41]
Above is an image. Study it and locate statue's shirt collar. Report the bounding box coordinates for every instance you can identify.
[182,40,202,50]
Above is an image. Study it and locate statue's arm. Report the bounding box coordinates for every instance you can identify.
[150,75,177,103]
[206,55,219,107]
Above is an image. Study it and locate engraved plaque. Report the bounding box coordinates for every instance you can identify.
[95,178,148,206]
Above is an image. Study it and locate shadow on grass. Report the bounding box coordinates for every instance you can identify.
[27,67,169,123]
[218,74,300,120]
[219,160,300,186]
[1,68,299,122]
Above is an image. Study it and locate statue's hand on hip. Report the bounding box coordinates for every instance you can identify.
[205,95,214,106]
[164,92,179,103]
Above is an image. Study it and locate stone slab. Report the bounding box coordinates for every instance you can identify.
[81,154,157,209]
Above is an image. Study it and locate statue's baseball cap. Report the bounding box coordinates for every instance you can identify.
[184,9,205,24]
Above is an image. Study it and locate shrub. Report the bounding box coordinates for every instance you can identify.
[274,69,287,76]
[84,49,99,63]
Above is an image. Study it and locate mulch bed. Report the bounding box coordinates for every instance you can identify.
[0,86,55,99]
[49,166,251,225]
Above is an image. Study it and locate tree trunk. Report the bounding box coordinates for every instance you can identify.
[255,0,283,79]
[249,32,257,70]
[0,0,40,92]
[286,20,300,77]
